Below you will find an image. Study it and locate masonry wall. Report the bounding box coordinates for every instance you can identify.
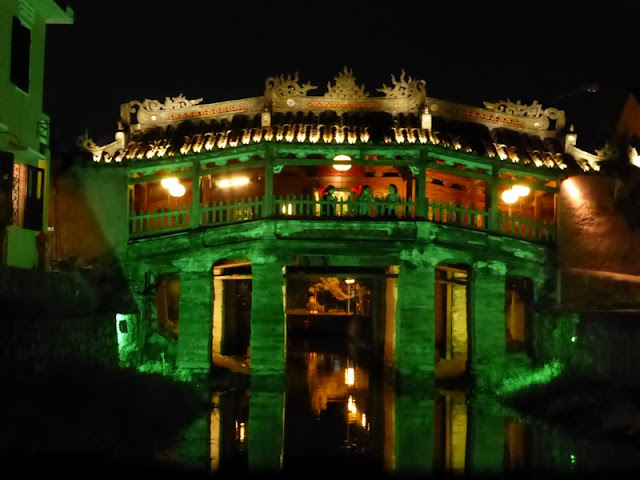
[1,313,118,374]
[533,310,640,389]
[51,164,129,263]
[557,174,640,310]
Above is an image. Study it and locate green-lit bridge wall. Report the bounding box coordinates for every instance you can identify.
[122,217,554,384]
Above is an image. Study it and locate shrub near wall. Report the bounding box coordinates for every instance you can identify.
[2,313,118,374]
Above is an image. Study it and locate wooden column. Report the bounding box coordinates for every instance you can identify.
[415,166,427,219]
[263,149,275,217]
[190,161,201,229]
[488,168,500,232]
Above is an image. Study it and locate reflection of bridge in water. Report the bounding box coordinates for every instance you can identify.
[170,335,640,476]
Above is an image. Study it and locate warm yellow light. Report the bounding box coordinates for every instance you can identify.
[501,189,518,204]
[161,177,179,189]
[348,395,357,414]
[168,183,186,197]
[512,184,531,197]
[333,154,352,171]
[345,367,355,386]
[564,178,581,201]
[345,278,355,284]
[218,176,250,188]
[281,203,293,215]
[239,422,245,442]
[631,148,640,168]
[361,413,367,428]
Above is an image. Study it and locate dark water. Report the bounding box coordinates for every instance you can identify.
[173,333,640,476]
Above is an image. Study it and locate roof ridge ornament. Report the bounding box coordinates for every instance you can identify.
[265,72,318,97]
[482,99,561,120]
[131,94,204,112]
[377,69,426,99]
[324,66,369,99]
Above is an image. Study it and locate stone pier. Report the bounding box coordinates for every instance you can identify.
[395,259,436,387]
[249,261,286,377]
[177,270,213,372]
[469,261,507,380]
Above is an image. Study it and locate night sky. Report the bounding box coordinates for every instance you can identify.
[43,1,640,153]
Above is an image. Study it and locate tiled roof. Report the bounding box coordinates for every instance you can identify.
[84,110,609,174]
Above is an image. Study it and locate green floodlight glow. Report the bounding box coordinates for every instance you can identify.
[495,360,564,396]
[116,313,126,346]
[115,313,132,365]
[570,336,577,343]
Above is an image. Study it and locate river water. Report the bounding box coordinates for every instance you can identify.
[171,333,640,476]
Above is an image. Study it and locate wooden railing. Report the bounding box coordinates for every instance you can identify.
[201,197,264,226]
[128,195,555,244]
[129,206,190,237]
[500,211,555,243]
[427,199,488,229]
[274,195,415,219]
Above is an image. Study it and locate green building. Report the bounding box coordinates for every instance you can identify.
[59,68,640,385]
[0,0,73,269]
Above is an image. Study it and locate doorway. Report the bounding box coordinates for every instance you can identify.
[434,265,469,380]
[212,261,252,373]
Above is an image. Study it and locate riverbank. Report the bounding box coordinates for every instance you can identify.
[500,372,640,452]
[0,362,210,473]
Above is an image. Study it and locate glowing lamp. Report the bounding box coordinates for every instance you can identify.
[345,367,355,386]
[501,189,519,204]
[512,184,531,197]
[161,177,179,189]
[345,278,355,284]
[333,154,352,171]
[218,176,250,188]
[168,183,186,197]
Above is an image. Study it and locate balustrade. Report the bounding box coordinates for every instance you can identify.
[128,195,554,243]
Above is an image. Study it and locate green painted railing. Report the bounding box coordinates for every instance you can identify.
[274,194,415,219]
[128,195,555,244]
[427,199,488,230]
[201,197,264,226]
[129,205,190,237]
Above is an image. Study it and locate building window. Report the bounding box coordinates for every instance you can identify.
[12,163,44,230]
[11,16,31,92]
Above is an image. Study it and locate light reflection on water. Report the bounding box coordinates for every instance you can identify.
[197,335,640,475]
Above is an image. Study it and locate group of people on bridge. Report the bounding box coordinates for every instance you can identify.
[321,183,401,218]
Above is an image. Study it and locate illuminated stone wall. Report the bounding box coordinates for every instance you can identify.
[249,262,286,377]
[557,175,640,310]
[176,270,212,372]
[117,215,553,380]
[395,261,435,384]
[469,261,507,379]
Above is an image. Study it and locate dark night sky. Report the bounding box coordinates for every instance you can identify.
[43,1,640,152]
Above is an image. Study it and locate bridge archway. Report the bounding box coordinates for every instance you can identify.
[434,263,470,381]
[212,258,252,373]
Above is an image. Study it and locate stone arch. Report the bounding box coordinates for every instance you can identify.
[211,256,253,373]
